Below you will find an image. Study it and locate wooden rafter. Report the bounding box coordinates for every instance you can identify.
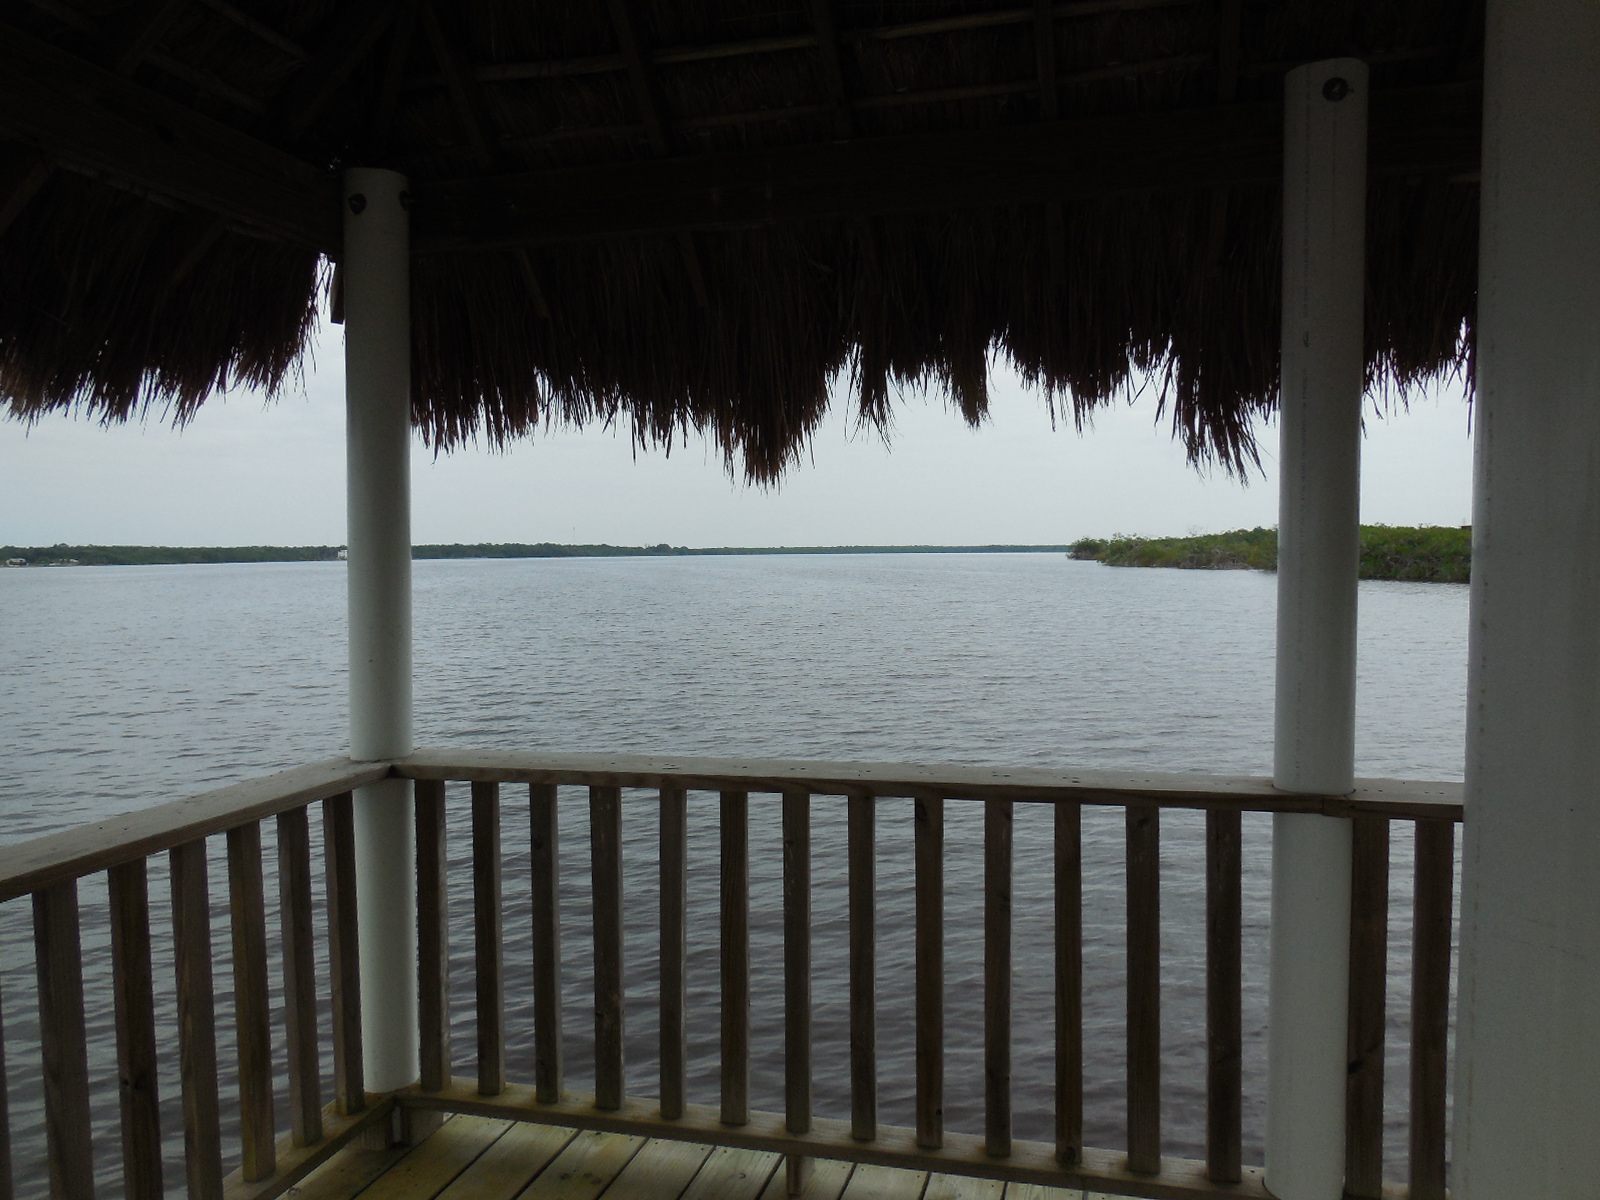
[16,0,93,33]
[1453,0,1486,80]
[1206,0,1244,270]
[147,49,267,112]
[0,20,338,252]
[1034,0,1064,286]
[604,0,709,307]
[1215,0,1242,103]
[605,0,673,156]
[1034,0,1059,120]
[110,0,192,76]
[0,148,53,238]
[404,0,1202,91]
[20,0,268,113]
[11,0,196,235]
[0,10,1481,264]
[194,0,310,64]
[808,0,856,138]
[166,217,227,289]
[414,84,1482,254]
[421,1,497,168]
[420,0,551,319]
[402,49,1235,167]
[272,0,394,140]
[369,0,418,157]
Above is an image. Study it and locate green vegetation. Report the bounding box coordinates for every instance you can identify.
[413,542,1073,560]
[0,544,343,567]
[1069,526,1471,583]
[1,543,1074,567]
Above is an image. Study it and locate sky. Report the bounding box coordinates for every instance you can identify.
[1,321,1474,548]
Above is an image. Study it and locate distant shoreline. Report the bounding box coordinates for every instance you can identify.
[1068,526,1471,583]
[1,543,1075,568]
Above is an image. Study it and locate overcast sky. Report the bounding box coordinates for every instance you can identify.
[1,321,1473,547]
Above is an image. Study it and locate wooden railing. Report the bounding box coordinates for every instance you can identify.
[0,759,392,1200]
[0,752,1461,1200]
[392,751,1461,1200]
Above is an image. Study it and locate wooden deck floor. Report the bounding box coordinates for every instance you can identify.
[289,1115,1124,1200]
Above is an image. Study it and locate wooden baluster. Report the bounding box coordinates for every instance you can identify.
[1055,800,1083,1165]
[33,880,95,1200]
[848,791,877,1142]
[323,793,365,1114]
[985,799,1013,1159]
[415,780,450,1094]
[783,789,813,1193]
[108,860,163,1200]
[1205,808,1242,1184]
[1345,816,1390,1199]
[591,785,626,1111]
[659,785,688,1120]
[171,839,224,1199]
[721,789,750,1126]
[277,806,323,1145]
[473,781,505,1096]
[530,783,564,1103]
[915,795,944,1150]
[1410,820,1455,1200]
[1126,802,1161,1175]
[227,821,277,1180]
[0,942,13,1200]
[783,790,813,1132]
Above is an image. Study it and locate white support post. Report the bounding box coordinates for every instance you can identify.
[343,166,417,1094]
[1453,4,1600,1197]
[1266,58,1367,1200]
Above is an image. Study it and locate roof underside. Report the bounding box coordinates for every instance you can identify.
[0,0,1482,479]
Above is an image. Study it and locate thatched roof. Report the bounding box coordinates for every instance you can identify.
[0,0,1482,479]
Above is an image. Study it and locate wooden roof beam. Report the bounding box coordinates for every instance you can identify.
[412,84,1482,253]
[193,0,310,64]
[420,0,551,319]
[1034,0,1059,120]
[0,20,338,253]
[421,1,498,169]
[604,0,709,307]
[0,148,54,238]
[1215,0,1242,102]
[368,0,418,157]
[272,0,394,140]
[11,0,196,235]
[809,0,856,138]
[20,0,267,113]
[110,0,192,76]
[402,0,1201,91]
[1034,0,1065,285]
[1205,0,1244,270]
[606,0,672,157]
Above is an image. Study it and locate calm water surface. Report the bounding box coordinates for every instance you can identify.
[0,555,1467,1195]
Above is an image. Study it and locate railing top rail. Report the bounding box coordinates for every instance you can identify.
[0,757,388,901]
[0,750,1462,902]
[395,750,1464,822]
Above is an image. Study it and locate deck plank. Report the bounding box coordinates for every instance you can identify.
[433,1122,575,1200]
[283,1143,409,1200]
[361,1116,512,1200]
[288,1126,1171,1200]
[680,1146,781,1200]
[517,1130,644,1199]
[926,1172,1004,1199]
[758,1156,856,1200]
[599,1138,712,1200]
[841,1161,929,1199]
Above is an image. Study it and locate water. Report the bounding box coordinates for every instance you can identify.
[0,555,1468,1194]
